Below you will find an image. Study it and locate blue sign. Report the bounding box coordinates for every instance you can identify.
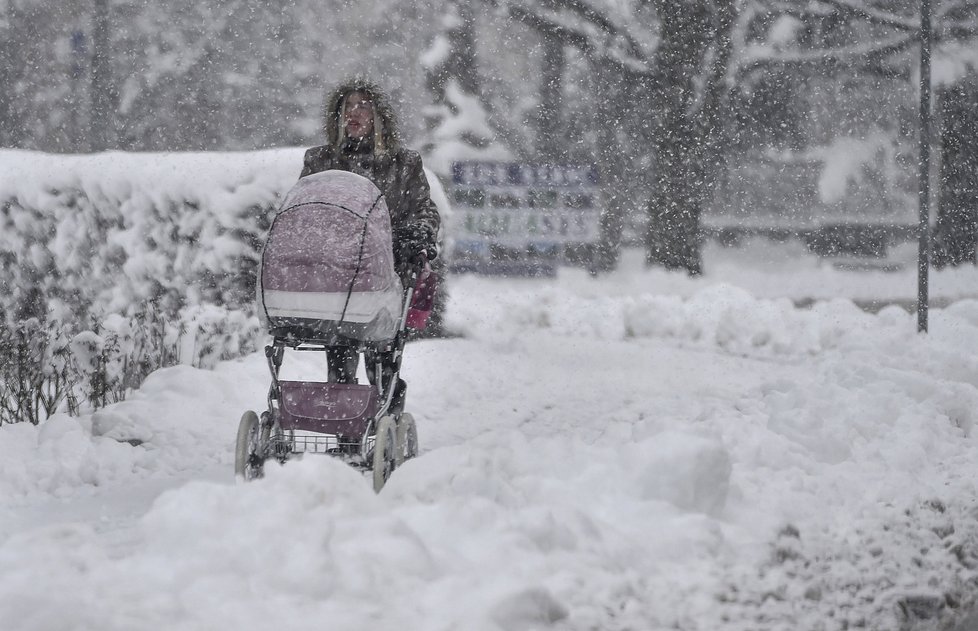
[448,161,601,274]
[452,162,599,188]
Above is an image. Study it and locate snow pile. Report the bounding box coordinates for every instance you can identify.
[0,355,267,504]
[4,258,978,628]
[445,273,974,359]
[716,501,978,630]
[0,427,735,630]
[5,243,978,629]
[449,243,978,320]
[693,238,978,304]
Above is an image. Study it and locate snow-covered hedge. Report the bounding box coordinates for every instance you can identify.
[0,149,299,423]
[0,148,304,323]
[0,147,451,322]
[0,148,452,423]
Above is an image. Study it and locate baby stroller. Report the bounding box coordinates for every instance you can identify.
[234,170,437,491]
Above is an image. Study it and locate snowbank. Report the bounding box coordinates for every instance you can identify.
[4,148,978,628]
[4,261,978,628]
[446,263,978,357]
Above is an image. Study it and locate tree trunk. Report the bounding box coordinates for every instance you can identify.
[537,36,564,161]
[593,69,637,272]
[595,148,628,272]
[90,0,113,151]
[645,0,735,275]
[0,4,33,148]
[934,78,978,267]
[646,119,706,273]
[644,0,712,274]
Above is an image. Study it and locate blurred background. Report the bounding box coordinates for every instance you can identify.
[2,0,977,272]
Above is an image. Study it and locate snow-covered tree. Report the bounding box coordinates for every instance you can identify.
[459,0,978,273]
[102,0,309,151]
[420,0,514,175]
[0,0,440,152]
[0,1,88,150]
[477,0,733,273]
[750,0,978,267]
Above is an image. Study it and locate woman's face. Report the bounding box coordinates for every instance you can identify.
[343,91,374,140]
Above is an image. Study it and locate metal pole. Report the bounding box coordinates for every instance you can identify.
[917,0,932,333]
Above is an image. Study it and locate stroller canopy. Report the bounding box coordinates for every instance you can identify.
[258,170,403,342]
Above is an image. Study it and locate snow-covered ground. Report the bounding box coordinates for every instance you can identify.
[4,244,978,631]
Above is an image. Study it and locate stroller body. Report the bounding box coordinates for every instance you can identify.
[236,170,435,490]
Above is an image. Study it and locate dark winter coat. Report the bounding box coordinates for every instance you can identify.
[299,77,440,274]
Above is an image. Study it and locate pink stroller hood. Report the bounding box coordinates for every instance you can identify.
[258,170,403,341]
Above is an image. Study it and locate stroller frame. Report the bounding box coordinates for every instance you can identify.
[236,268,422,491]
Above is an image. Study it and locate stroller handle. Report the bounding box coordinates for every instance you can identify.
[409,251,428,276]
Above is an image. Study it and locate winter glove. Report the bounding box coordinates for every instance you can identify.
[393,223,437,268]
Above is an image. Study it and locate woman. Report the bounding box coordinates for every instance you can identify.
[299,77,440,414]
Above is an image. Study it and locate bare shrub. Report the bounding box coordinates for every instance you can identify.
[0,304,260,425]
[0,319,74,425]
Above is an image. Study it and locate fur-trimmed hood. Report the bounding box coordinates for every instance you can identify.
[323,77,402,156]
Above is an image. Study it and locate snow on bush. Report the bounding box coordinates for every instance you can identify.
[0,148,452,325]
[0,149,295,423]
[0,148,302,323]
[0,148,456,423]
[0,306,263,425]
[0,319,73,425]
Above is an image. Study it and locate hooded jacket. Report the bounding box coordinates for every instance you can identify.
[299,77,440,271]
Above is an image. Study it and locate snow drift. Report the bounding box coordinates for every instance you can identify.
[4,257,978,629]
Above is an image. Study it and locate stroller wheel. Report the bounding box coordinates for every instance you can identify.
[395,412,419,466]
[372,415,397,492]
[234,410,267,481]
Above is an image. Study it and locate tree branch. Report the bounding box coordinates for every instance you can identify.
[939,20,978,38]
[815,0,917,31]
[938,0,978,22]
[696,0,738,149]
[738,31,917,72]
[763,0,835,20]
[534,0,657,58]
[503,2,654,75]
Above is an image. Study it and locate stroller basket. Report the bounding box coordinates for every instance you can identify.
[284,431,372,455]
[278,381,378,438]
